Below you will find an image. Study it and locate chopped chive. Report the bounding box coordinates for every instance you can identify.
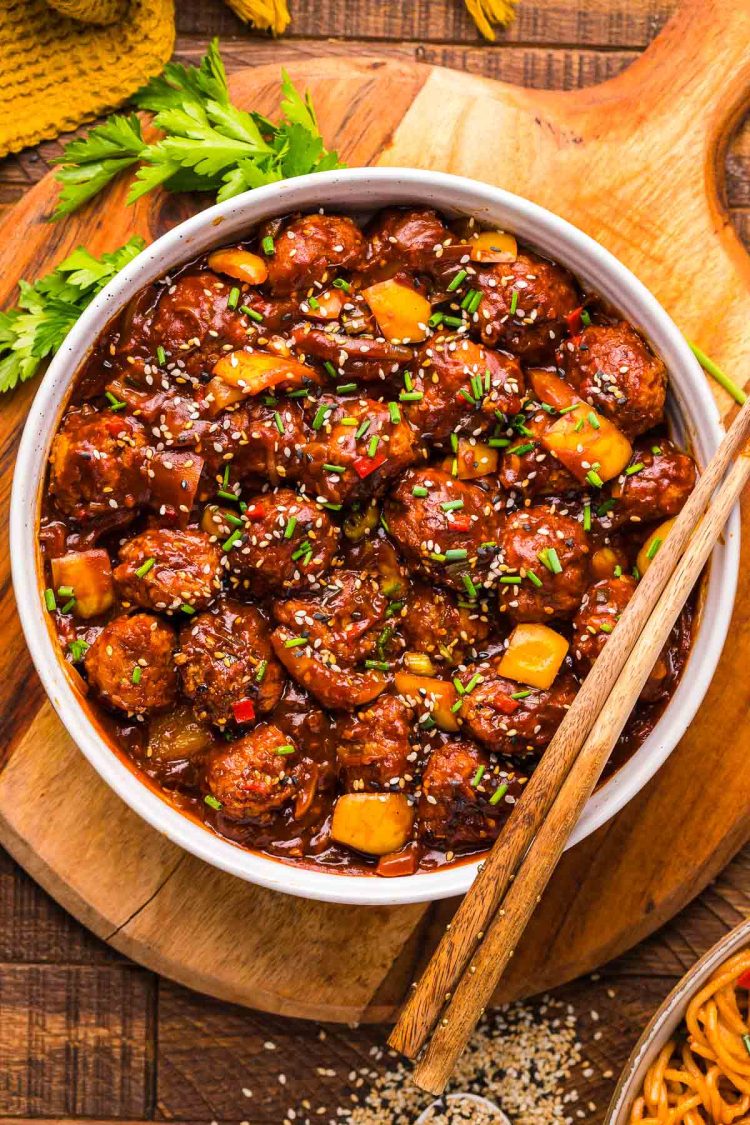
[583,502,592,532]
[468,290,482,314]
[450,432,459,453]
[652,445,663,455]
[388,402,401,424]
[56,585,75,598]
[355,420,371,441]
[471,765,485,788]
[461,288,478,310]
[458,388,476,405]
[464,673,481,694]
[204,794,223,811]
[105,390,126,411]
[364,659,390,671]
[287,388,309,398]
[507,442,536,456]
[646,536,663,560]
[262,235,275,255]
[511,689,532,700]
[447,269,467,292]
[445,548,468,561]
[527,569,543,588]
[450,698,464,714]
[688,341,747,405]
[332,276,351,292]
[403,372,413,391]
[586,469,604,488]
[428,312,444,328]
[488,437,511,448]
[284,636,308,648]
[587,411,601,430]
[135,557,155,578]
[227,286,240,310]
[312,404,332,430]
[240,304,264,323]
[429,551,447,562]
[489,782,509,806]
[253,660,268,685]
[399,391,424,402]
[462,573,478,599]
[284,516,297,540]
[131,666,142,685]
[291,540,313,561]
[336,382,357,393]
[558,404,579,415]
[323,360,337,378]
[367,435,380,458]
[574,418,585,433]
[509,290,519,315]
[217,489,241,503]
[44,588,57,612]
[321,502,342,511]
[443,315,464,328]
[500,575,522,585]
[453,677,466,696]
[442,499,464,512]
[273,411,285,434]
[547,548,563,574]
[275,744,296,755]
[60,598,76,614]
[222,528,244,552]
[156,345,167,366]
[323,463,346,475]
[625,462,645,476]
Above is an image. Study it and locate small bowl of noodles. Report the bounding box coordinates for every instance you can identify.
[607,918,750,1123]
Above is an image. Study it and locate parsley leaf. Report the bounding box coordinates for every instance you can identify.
[53,40,343,218]
[0,238,145,393]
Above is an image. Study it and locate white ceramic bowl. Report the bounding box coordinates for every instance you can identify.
[10,168,740,906]
[606,918,750,1122]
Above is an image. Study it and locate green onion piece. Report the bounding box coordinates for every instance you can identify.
[614,565,623,578]
[652,445,663,455]
[458,388,476,406]
[574,418,585,433]
[547,547,563,574]
[450,432,459,453]
[355,420,371,441]
[336,382,357,393]
[453,677,465,696]
[499,575,522,585]
[507,442,535,456]
[307,295,320,310]
[283,516,297,540]
[632,565,641,580]
[323,360,337,378]
[68,639,89,662]
[646,536,663,560]
[44,588,57,612]
[323,463,345,475]
[597,498,617,516]
[364,659,390,671]
[599,622,614,634]
[581,309,592,327]
[489,782,509,806]
[742,1033,750,1057]
[56,585,75,598]
[468,291,482,314]
[400,391,424,402]
[367,435,380,458]
[262,235,275,256]
[583,502,592,532]
[412,485,429,498]
[222,529,243,552]
[223,513,243,529]
[558,404,579,415]
[227,286,240,310]
[488,437,511,448]
[420,715,436,730]
[527,569,543,588]
[275,745,295,755]
[332,277,351,292]
[284,636,308,648]
[204,795,222,811]
[240,304,264,323]
[217,489,241,504]
[442,499,464,512]
[509,290,519,315]
[447,269,467,292]
[471,765,485,788]
[450,698,464,714]
[135,557,155,578]
[462,573,478,600]
[464,673,481,694]
[273,411,285,435]
[688,341,747,405]
[587,411,601,430]
[291,540,313,561]
[445,548,468,561]
[586,469,604,488]
[511,689,532,700]
[105,390,126,411]
[180,604,196,616]
[287,388,309,399]
[312,404,332,431]
[461,288,477,311]
[321,502,342,511]
[131,666,142,685]
[156,345,167,366]
[443,315,464,328]
[625,462,645,476]
[388,402,401,424]
[428,312,444,328]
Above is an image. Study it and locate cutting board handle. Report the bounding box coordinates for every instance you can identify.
[609,0,750,139]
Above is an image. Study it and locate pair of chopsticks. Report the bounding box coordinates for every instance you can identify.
[389,394,750,1095]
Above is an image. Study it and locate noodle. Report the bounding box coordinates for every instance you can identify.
[629,949,750,1124]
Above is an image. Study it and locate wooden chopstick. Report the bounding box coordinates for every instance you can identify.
[411,437,750,1094]
[389,394,750,1066]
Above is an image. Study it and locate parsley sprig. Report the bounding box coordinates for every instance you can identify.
[53,40,343,219]
[0,239,145,393]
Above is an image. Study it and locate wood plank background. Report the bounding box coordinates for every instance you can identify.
[1,0,749,1120]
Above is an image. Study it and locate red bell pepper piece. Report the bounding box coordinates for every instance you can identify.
[232,698,256,725]
[736,969,750,988]
[243,504,266,521]
[448,517,471,533]
[565,306,583,334]
[352,452,387,479]
[494,695,520,716]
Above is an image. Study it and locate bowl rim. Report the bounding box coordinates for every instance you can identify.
[605,917,750,1123]
[9,166,741,906]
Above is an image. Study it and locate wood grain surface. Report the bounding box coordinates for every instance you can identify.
[1,0,749,1120]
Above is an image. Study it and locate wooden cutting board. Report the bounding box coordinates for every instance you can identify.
[0,0,749,1024]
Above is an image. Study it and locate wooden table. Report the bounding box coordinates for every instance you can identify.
[1,1,749,1120]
